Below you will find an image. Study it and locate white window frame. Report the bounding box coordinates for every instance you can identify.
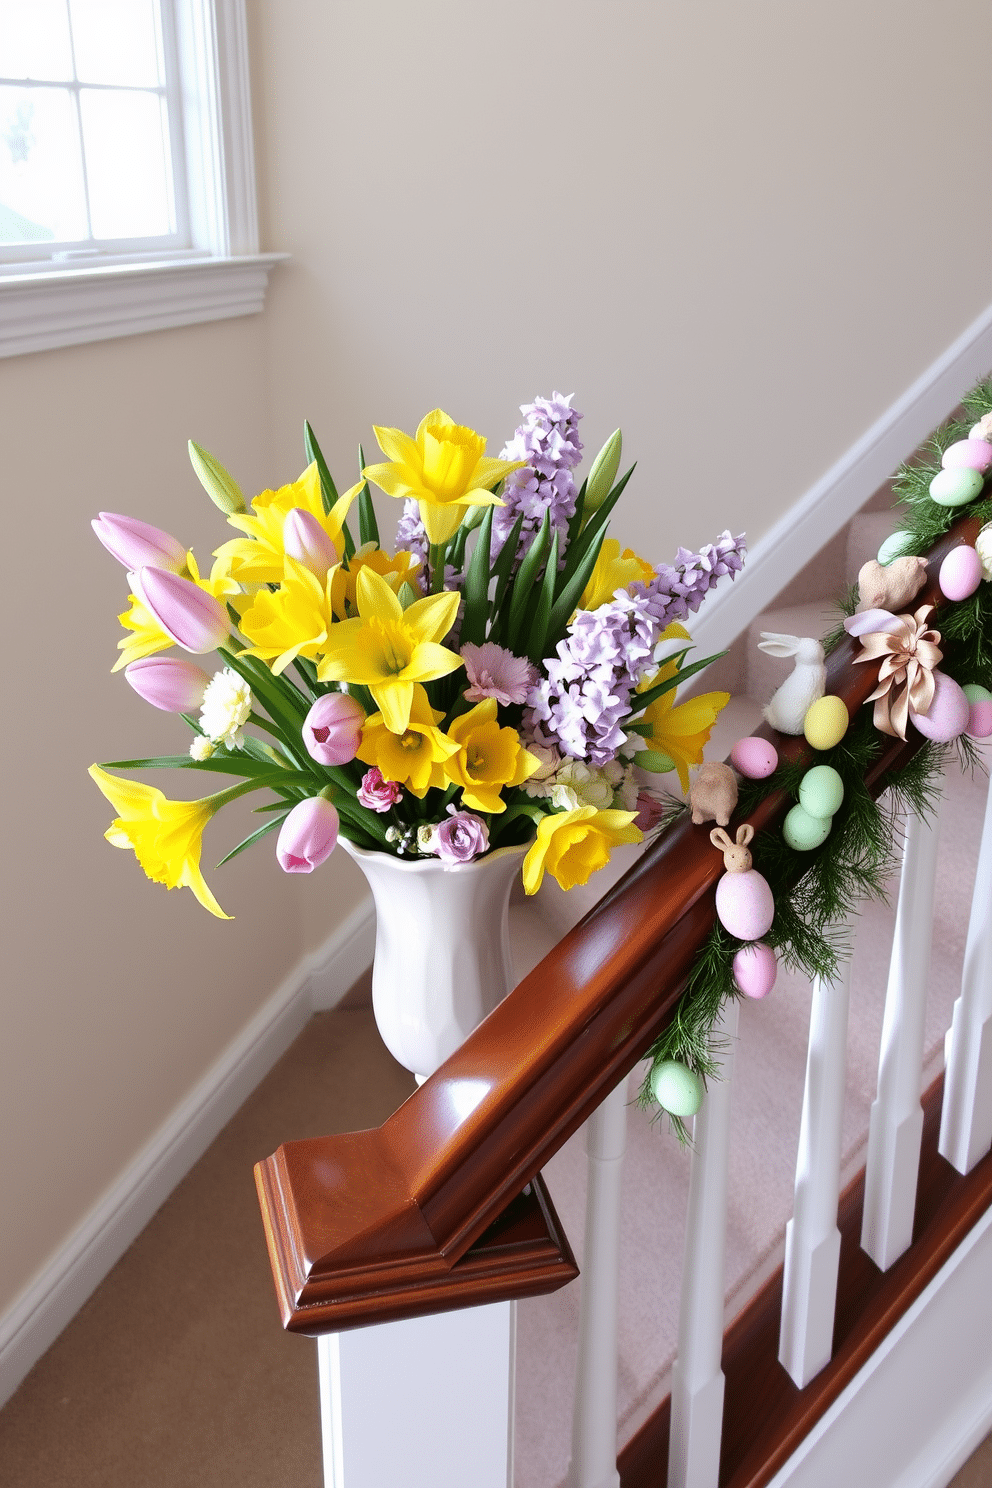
[0,0,284,357]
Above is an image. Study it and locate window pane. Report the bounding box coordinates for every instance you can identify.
[0,84,87,243]
[0,0,74,82]
[69,0,163,88]
[80,87,172,238]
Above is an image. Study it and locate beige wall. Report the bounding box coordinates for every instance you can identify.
[2,0,990,1326]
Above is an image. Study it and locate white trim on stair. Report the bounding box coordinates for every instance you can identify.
[691,299,992,658]
[0,896,375,1410]
[766,1204,992,1488]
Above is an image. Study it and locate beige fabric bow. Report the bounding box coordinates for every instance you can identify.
[854,603,942,740]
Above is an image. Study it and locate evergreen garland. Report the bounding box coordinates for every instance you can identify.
[639,380,992,1141]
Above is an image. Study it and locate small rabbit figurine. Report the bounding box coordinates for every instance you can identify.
[689,761,738,825]
[710,824,775,940]
[758,632,826,735]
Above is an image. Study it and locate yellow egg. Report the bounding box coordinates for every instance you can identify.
[803,694,849,751]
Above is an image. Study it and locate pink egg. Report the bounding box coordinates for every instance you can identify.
[715,870,775,941]
[733,942,778,999]
[910,670,971,742]
[941,438,992,473]
[730,736,778,779]
[938,544,983,602]
[968,700,992,739]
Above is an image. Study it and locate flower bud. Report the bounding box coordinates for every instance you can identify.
[92,512,187,572]
[188,441,247,514]
[276,796,339,873]
[303,692,365,765]
[283,508,338,577]
[135,567,231,654]
[583,429,622,516]
[124,655,211,712]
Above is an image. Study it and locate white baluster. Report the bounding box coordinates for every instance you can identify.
[566,1073,630,1488]
[317,1302,516,1488]
[861,804,941,1270]
[668,997,740,1488]
[778,949,853,1386]
[940,759,992,1174]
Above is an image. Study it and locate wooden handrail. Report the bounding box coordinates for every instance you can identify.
[255,514,980,1333]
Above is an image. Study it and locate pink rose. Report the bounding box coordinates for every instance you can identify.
[358,767,402,812]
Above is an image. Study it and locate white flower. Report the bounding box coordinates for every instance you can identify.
[550,782,584,811]
[976,522,992,582]
[199,667,252,748]
[521,741,563,798]
[551,760,616,811]
[417,824,439,854]
[189,735,215,761]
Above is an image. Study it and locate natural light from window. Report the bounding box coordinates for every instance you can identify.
[0,0,181,261]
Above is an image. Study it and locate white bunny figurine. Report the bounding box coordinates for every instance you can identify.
[758,632,826,735]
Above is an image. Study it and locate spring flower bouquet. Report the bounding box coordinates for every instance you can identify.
[90,394,745,918]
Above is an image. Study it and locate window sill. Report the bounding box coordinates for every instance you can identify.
[0,252,287,359]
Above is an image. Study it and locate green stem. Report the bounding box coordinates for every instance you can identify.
[429,543,447,594]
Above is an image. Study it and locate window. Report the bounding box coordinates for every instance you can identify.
[0,0,282,356]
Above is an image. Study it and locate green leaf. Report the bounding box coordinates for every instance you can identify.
[304,420,340,511]
[505,510,551,649]
[545,526,608,643]
[487,512,526,642]
[558,463,635,589]
[215,812,289,867]
[525,527,559,664]
[459,505,495,648]
[626,651,727,715]
[636,749,678,774]
[357,446,380,547]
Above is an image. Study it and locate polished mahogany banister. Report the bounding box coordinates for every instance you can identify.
[255,515,979,1334]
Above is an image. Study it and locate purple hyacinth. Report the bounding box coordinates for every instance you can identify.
[491,392,583,566]
[524,530,746,764]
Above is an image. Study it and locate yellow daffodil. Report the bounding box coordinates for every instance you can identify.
[362,409,526,546]
[329,542,423,620]
[113,551,240,672]
[238,558,335,674]
[636,624,729,792]
[88,765,230,918]
[214,464,360,587]
[579,539,655,613]
[317,566,462,733]
[356,686,460,796]
[522,806,643,895]
[442,699,541,813]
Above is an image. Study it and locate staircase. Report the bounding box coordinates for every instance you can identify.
[507,493,991,1487]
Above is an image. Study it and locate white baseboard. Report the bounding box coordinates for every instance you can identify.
[0,894,375,1411]
[692,299,992,657]
[767,1205,992,1488]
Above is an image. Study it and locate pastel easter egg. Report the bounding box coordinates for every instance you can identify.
[941,438,992,473]
[733,942,778,999]
[929,467,984,508]
[969,701,992,738]
[650,1060,704,1117]
[715,870,775,941]
[939,545,983,602]
[799,764,845,819]
[878,530,914,566]
[783,804,832,851]
[909,670,970,742]
[803,694,850,751]
[730,735,778,779]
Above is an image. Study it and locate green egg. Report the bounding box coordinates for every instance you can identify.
[929,467,984,508]
[650,1060,704,1117]
[963,684,992,704]
[878,530,914,566]
[783,804,832,852]
[798,765,845,819]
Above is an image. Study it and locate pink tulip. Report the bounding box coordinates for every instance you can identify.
[124,656,211,712]
[92,512,187,572]
[136,566,231,654]
[276,796,340,872]
[303,693,365,765]
[283,508,338,577]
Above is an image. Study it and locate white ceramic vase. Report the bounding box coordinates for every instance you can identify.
[340,840,528,1082]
